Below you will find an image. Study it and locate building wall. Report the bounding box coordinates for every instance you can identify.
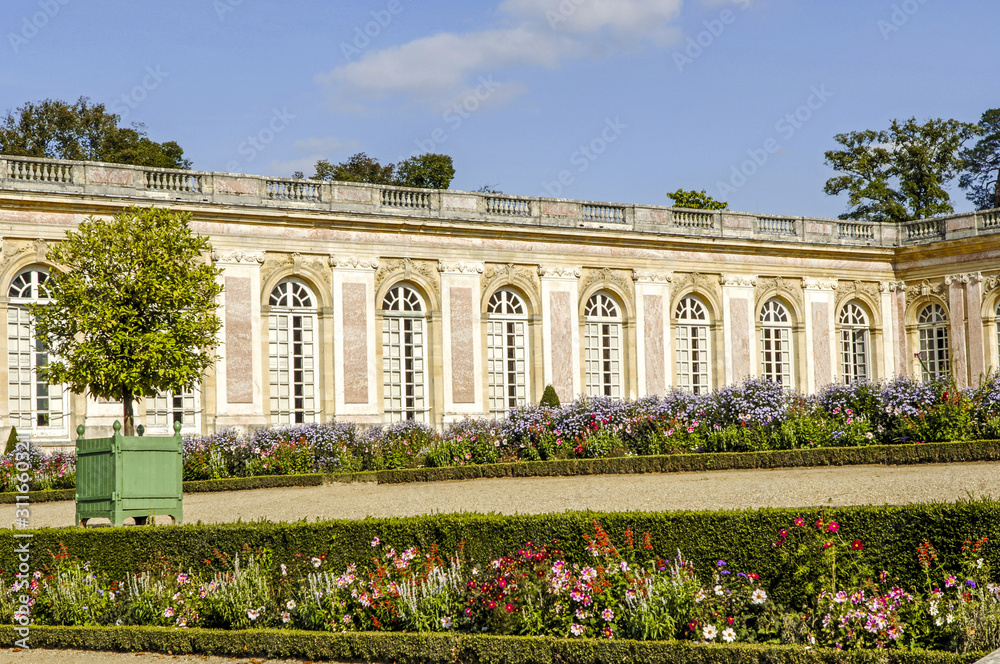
[2,156,1000,445]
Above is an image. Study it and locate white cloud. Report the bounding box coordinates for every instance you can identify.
[291,136,359,154]
[318,0,694,110]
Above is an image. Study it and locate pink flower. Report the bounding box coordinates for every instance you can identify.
[826,522,840,533]
[794,517,805,527]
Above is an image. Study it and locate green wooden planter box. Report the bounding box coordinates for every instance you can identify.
[75,420,183,527]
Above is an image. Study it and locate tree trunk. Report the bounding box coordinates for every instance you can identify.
[121,389,135,436]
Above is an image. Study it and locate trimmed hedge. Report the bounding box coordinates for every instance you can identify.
[0,626,984,663]
[3,501,999,608]
[0,472,325,504]
[6,439,999,504]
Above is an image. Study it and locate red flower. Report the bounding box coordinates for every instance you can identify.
[826,522,840,533]
[688,621,697,631]
[822,542,833,549]
[505,603,514,613]
[850,540,864,551]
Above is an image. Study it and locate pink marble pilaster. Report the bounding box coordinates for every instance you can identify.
[449,287,475,404]
[812,301,832,387]
[730,298,751,381]
[948,282,968,387]
[341,282,369,404]
[549,291,574,401]
[966,280,985,383]
[894,290,908,376]
[225,276,253,404]
[643,294,665,395]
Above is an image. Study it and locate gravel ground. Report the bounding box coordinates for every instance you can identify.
[3,460,999,528]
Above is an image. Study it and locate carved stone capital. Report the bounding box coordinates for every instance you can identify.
[212,249,265,264]
[437,261,484,275]
[720,274,757,287]
[632,270,673,284]
[879,281,907,293]
[944,272,982,286]
[538,265,582,279]
[331,256,380,270]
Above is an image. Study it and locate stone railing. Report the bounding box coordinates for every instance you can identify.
[1,155,998,250]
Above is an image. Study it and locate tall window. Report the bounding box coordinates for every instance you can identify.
[917,303,949,380]
[584,292,622,398]
[268,279,318,425]
[382,284,427,422]
[147,389,199,435]
[760,299,793,386]
[7,269,66,437]
[839,302,870,384]
[487,289,528,416]
[675,296,711,394]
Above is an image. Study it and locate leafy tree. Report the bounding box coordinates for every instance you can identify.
[666,189,728,210]
[823,117,979,222]
[0,97,191,169]
[30,206,222,436]
[540,384,561,408]
[395,153,455,189]
[477,183,503,194]
[959,109,1000,211]
[311,152,455,189]
[312,152,395,184]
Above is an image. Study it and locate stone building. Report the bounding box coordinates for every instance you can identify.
[2,155,999,448]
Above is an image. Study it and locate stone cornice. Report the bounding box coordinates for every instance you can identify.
[212,249,265,264]
[632,270,673,284]
[437,261,484,275]
[331,256,379,270]
[720,274,757,287]
[538,265,582,279]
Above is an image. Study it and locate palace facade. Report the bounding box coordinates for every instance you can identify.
[2,155,1000,448]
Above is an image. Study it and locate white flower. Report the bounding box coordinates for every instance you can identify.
[570,623,585,636]
[441,616,453,629]
[722,627,736,643]
[929,601,938,616]
[286,600,296,610]
[703,624,718,640]
[977,558,984,568]
[751,588,768,605]
[935,617,944,626]
[280,564,288,576]
[695,588,706,603]
[311,557,322,568]
[281,611,290,623]
[247,608,260,621]
[946,613,954,624]
[371,537,380,547]
[714,584,724,596]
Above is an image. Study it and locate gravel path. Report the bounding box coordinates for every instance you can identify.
[4,460,1000,528]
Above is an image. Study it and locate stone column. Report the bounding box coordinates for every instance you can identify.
[632,270,672,397]
[878,282,900,379]
[438,261,485,423]
[964,273,985,385]
[331,257,380,425]
[720,274,757,384]
[803,278,838,391]
[945,274,970,388]
[212,249,267,429]
[893,283,909,377]
[539,266,582,403]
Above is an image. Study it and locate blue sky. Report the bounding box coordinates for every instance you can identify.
[1,0,997,218]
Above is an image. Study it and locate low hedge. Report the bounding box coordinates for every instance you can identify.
[0,626,984,663]
[5,439,999,504]
[3,501,999,608]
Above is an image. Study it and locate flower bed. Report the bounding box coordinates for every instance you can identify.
[2,520,997,655]
[6,375,1000,493]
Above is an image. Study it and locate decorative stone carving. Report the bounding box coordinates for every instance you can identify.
[905,279,945,307]
[631,269,672,283]
[834,279,880,310]
[944,272,982,285]
[580,267,634,301]
[0,240,32,268]
[375,257,440,293]
[437,261,484,275]
[670,272,717,299]
[720,274,757,287]
[537,265,582,279]
[259,251,332,291]
[212,249,265,264]
[802,277,838,291]
[331,256,379,270]
[755,276,804,311]
[983,274,1000,297]
[879,281,907,293]
[481,263,540,297]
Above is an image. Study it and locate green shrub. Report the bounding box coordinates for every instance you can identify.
[540,385,560,407]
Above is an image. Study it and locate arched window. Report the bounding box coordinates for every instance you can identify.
[584,292,622,398]
[917,303,949,380]
[839,302,870,384]
[267,279,318,424]
[381,284,427,422]
[760,299,793,386]
[7,268,67,436]
[486,289,528,416]
[675,296,710,394]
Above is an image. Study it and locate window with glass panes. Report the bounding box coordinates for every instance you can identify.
[267,279,318,424]
[760,299,793,386]
[7,269,66,435]
[487,289,528,416]
[381,285,427,422]
[147,389,199,434]
[917,303,949,381]
[584,292,622,398]
[675,295,711,394]
[839,302,870,384]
